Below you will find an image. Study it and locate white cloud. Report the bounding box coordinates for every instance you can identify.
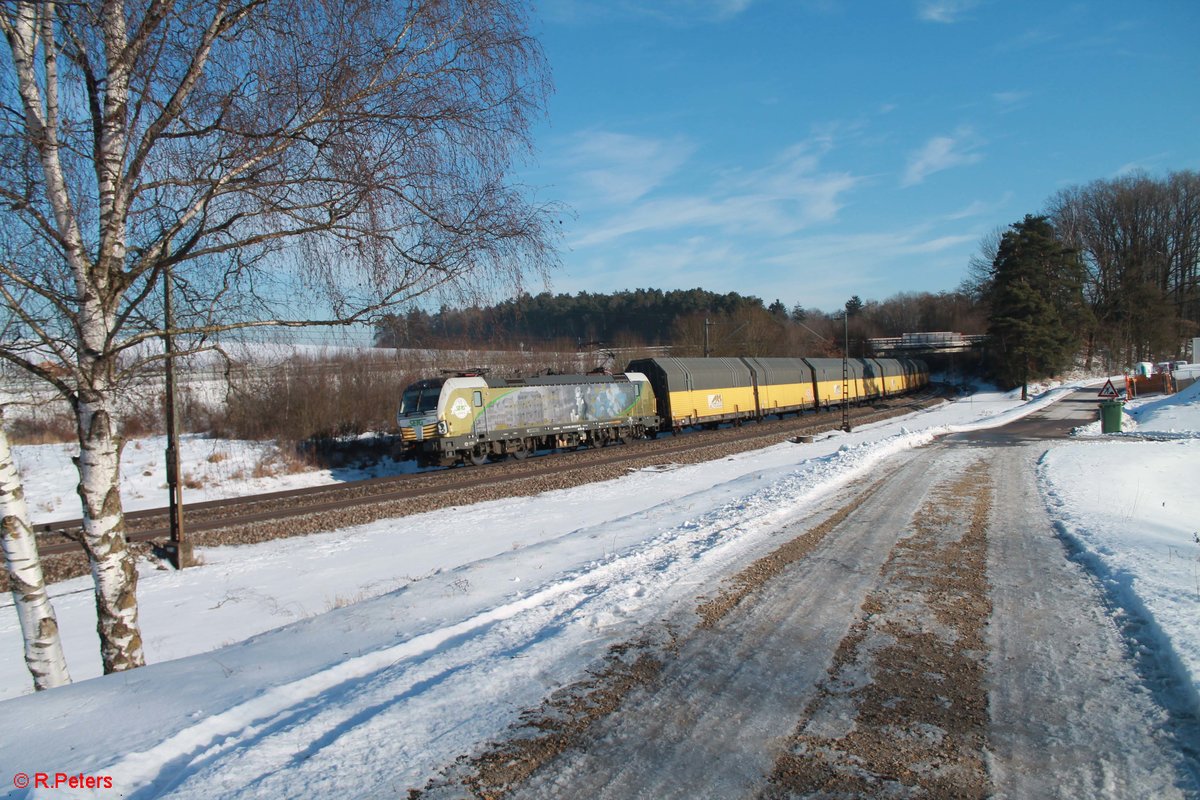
[561,130,695,206]
[907,233,979,253]
[917,0,982,23]
[706,0,754,18]
[993,27,1059,53]
[992,90,1030,107]
[551,132,984,308]
[945,192,1012,220]
[568,139,860,248]
[571,196,721,247]
[763,227,974,267]
[542,0,755,25]
[555,193,989,311]
[636,0,755,23]
[747,143,861,224]
[902,128,983,187]
[562,236,745,295]
[746,225,986,306]
[1111,155,1168,178]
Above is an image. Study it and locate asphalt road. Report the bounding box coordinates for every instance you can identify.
[944,386,1107,445]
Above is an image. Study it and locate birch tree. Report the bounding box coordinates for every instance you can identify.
[0,0,554,673]
[1,406,71,690]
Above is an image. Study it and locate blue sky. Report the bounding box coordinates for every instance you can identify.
[519,0,1200,313]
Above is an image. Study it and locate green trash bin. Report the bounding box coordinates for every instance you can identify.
[1100,400,1123,433]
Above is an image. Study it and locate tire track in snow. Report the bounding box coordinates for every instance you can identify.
[436,447,946,799]
[411,475,894,799]
[763,458,993,798]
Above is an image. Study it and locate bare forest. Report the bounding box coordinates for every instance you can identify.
[1049,171,1200,366]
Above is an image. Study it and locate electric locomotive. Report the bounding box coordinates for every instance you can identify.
[397,370,659,467]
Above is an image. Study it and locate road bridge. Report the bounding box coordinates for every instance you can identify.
[867,332,988,356]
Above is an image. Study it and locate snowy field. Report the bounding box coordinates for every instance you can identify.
[1,379,1197,798]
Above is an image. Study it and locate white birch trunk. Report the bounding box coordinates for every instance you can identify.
[75,388,145,673]
[0,408,71,690]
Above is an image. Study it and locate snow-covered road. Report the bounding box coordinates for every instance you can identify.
[428,438,1197,799]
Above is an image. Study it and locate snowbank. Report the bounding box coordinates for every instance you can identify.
[1039,379,1200,712]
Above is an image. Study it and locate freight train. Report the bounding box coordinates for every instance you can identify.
[396,356,928,467]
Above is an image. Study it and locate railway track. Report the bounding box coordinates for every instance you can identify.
[32,389,947,559]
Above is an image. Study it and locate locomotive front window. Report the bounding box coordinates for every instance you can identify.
[400,383,442,415]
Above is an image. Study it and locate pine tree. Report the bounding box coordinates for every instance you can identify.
[986,215,1090,398]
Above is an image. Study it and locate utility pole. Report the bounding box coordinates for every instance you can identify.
[703,317,713,357]
[163,261,192,569]
[841,309,851,433]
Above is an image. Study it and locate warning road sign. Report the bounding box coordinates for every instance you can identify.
[1098,379,1120,399]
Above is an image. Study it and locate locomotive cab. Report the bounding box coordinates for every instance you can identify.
[396,377,450,449]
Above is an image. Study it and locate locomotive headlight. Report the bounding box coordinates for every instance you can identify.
[437,420,448,434]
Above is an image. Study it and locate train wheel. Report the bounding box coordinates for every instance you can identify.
[510,439,530,460]
[466,447,488,466]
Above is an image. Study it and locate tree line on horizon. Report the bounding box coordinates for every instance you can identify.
[373,286,987,359]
